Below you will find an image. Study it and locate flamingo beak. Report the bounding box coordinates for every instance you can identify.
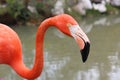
[68,24,90,63]
[80,42,90,62]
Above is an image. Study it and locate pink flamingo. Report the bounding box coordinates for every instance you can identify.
[0,14,90,80]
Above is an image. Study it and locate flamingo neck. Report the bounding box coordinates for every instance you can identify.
[11,18,53,79]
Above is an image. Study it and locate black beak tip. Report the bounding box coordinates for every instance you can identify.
[80,42,90,63]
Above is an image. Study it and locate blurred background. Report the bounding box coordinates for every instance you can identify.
[0,0,120,80]
[0,0,120,25]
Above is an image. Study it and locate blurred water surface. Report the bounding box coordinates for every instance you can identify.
[0,14,120,80]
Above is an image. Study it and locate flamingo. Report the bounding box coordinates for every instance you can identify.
[0,14,90,80]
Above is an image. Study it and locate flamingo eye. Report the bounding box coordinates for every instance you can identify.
[67,23,72,27]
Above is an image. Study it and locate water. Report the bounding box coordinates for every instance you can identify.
[0,14,120,80]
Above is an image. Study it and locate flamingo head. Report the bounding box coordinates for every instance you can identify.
[53,14,90,62]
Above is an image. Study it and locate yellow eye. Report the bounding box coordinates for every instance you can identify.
[67,23,72,27]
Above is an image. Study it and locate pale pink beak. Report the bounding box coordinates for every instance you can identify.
[68,24,90,62]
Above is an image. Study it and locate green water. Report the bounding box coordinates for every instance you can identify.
[0,15,120,80]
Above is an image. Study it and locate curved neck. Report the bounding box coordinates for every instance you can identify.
[11,18,54,79]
